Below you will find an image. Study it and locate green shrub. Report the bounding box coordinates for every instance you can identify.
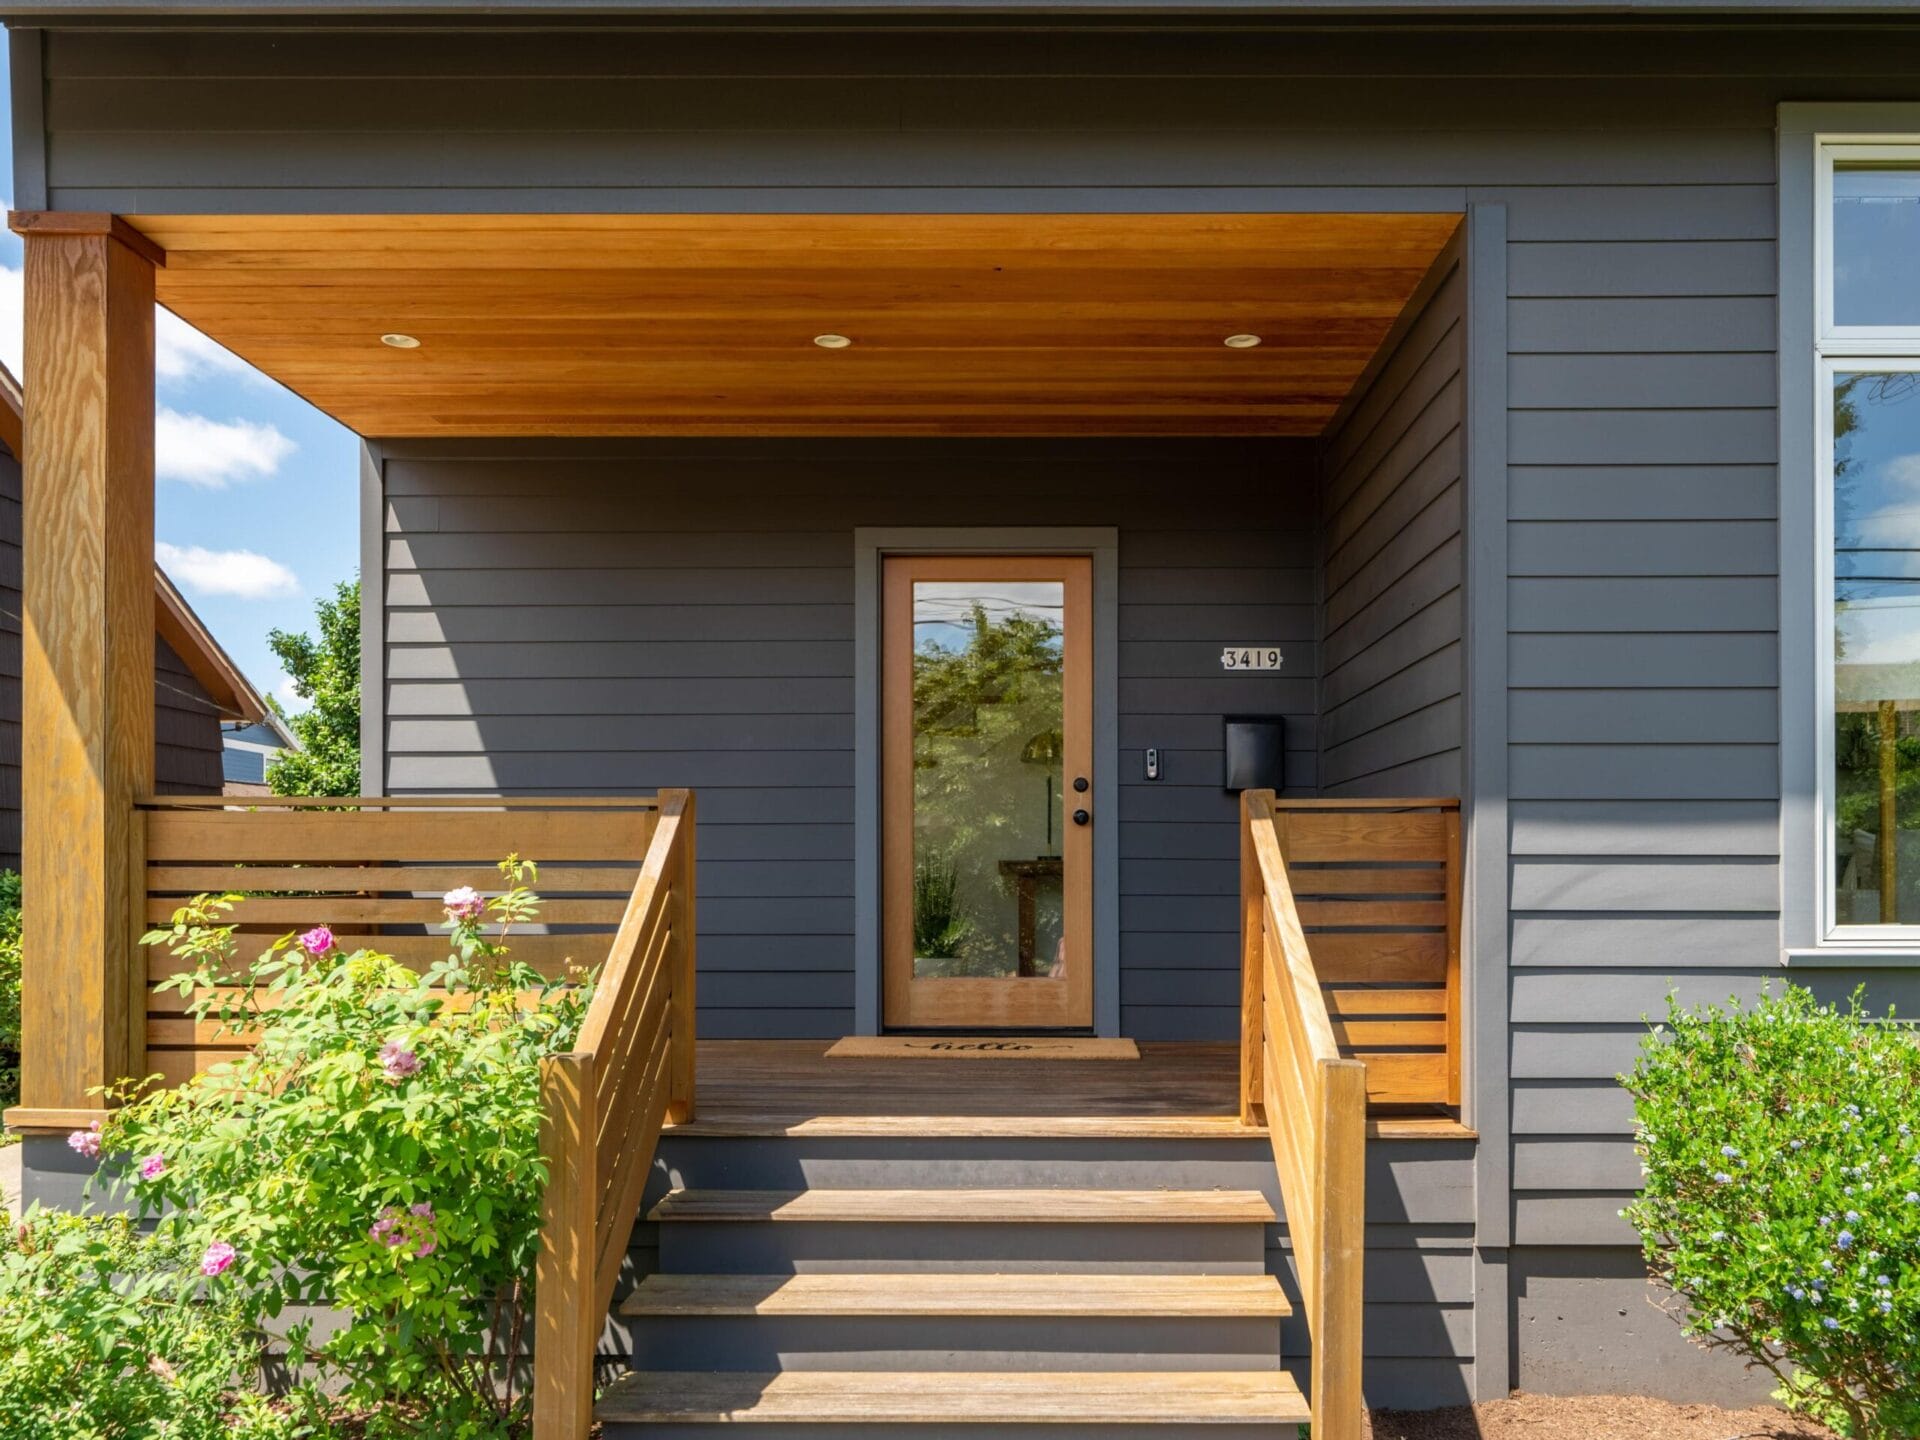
[1624,985,1920,1439]
[0,869,20,1115]
[88,858,589,1439]
[0,1208,314,1440]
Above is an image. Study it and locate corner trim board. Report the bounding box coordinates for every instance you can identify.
[1461,200,1513,1400]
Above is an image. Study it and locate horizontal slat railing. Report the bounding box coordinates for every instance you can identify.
[1239,789,1367,1440]
[1268,797,1463,1108]
[134,794,663,1088]
[533,789,696,1440]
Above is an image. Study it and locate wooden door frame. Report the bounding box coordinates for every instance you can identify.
[852,527,1120,1037]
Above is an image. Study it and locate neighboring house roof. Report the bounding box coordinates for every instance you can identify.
[0,362,269,726]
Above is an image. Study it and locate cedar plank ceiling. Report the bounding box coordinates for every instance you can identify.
[124,214,1461,438]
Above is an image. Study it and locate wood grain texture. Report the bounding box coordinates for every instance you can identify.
[596,1369,1310,1425]
[531,1052,595,1440]
[120,212,1459,438]
[649,1187,1278,1224]
[18,223,155,1111]
[621,1272,1291,1318]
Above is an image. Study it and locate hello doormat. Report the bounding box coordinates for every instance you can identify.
[825,1036,1139,1060]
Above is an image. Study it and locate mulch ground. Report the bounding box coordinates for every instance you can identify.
[1366,1392,1835,1440]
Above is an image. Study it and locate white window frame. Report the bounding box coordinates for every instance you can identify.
[1813,137,1920,946]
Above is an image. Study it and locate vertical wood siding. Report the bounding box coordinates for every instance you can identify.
[1317,244,1465,798]
[377,439,1318,1041]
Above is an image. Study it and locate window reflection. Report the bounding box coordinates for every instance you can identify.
[1834,371,1920,923]
[1834,165,1920,328]
[910,580,1066,979]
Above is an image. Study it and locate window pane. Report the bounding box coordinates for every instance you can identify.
[910,580,1066,978]
[1834,371,1920,924]
[1833,163,1920,328]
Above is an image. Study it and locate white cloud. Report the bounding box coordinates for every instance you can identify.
[156,309,258,386]
[156,541,300,601]
[272,673,304,711]
[155,406,295,488]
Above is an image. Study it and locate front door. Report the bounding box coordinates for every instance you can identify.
[882,555,1094,1029]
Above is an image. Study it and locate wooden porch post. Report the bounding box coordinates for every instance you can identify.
[12,212,159,1118]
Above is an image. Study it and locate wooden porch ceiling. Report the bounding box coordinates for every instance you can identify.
[122,212,1461,438]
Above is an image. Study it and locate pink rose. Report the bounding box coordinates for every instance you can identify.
[199,1241,236,1277]
[67,1121,102,1159]
[442,886,486,922]
[299,925,335,955]
[379,1041,420,1083]
[138,1153,167,1182]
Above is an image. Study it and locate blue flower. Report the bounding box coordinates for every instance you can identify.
[1847,1210,1861,1222]
[1839,1232,1856,1251]
[1882,1301,1895,1315]
[1714,1172,1734,1185]
[1825,1316,1841,1330]
[1721,1145,1740,1159]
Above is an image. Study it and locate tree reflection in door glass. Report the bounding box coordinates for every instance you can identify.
[911,580,1066,980]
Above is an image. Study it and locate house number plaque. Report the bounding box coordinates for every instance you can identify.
[1220,646,1284,671]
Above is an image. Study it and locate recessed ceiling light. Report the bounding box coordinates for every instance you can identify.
[1223,333,1262,349]
[813,334,853,350]
[380,333,421,349]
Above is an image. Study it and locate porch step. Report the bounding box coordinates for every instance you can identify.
[647,1186,1276,1224]
[622,1271,1291,1317]
[597,1369,1308,1432]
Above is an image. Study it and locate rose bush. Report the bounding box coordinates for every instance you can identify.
[75,856,590,1439]
[1623,984,1920,1439]
[0,1209,313,1440]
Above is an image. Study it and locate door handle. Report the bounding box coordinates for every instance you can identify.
[1072,808,1091,826]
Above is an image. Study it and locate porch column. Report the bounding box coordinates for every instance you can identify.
[11,212,159,1119]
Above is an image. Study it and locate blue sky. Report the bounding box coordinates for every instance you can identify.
[0,30,360,710]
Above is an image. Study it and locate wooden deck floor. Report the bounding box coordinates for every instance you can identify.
[675,1041,1469,1140]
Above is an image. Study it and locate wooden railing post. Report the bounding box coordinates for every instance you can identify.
[1312,1057,1368,1440]
[666,788,697,1125]
[1238,789,1269,1126]
[533,1052,597,1440]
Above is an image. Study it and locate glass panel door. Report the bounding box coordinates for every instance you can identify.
[882,555,1093,1029]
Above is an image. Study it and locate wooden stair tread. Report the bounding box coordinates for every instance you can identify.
[648,1187,1277,1225]
[621,1271,1290,1318]
[598,1369,1310,1425]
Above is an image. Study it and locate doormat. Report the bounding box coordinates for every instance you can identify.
[826,1036,1139,1060]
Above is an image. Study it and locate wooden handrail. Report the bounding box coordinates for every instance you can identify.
[532,788,697,1440]
[1239,788,1366,1440]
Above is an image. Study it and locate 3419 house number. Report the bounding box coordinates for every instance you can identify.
[1220,646,1284,671]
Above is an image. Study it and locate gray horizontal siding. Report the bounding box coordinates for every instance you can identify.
[44,17,1920,1399]
[1317,239,1465,798]
[379,438,1317,1040]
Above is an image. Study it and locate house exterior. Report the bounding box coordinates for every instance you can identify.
[221,710,299,796]
[4,4,1920,1432]
[0,364,266,864]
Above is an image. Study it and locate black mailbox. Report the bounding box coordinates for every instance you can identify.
[1223,716,1286,793]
